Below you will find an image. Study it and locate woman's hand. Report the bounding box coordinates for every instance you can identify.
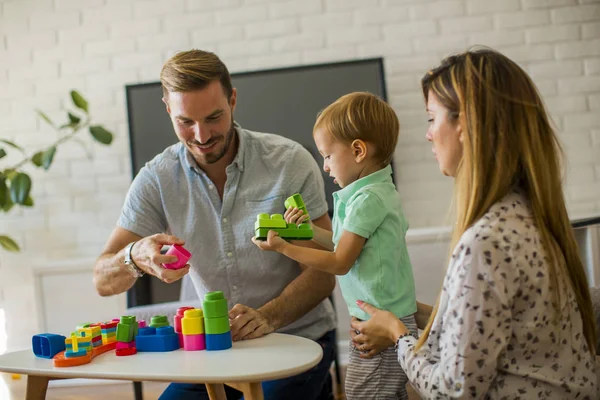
[350,300,409,359]
[251,230,287,252]
[284,206,310,226]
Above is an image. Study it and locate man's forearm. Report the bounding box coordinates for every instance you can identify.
[258,267,335,331]
[93,251,137,297]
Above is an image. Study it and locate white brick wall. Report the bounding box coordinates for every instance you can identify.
[0,0,598,351]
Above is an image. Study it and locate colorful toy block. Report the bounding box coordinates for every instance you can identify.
[203,291,232,351]
[150,315,169,328]
[254,214,314,241]
[284,193,310,220]
[163,244,192,270]
[115,340,137,356]
[52,341,117,367]
[32,333,66,359]
[182,308,206,351]
[205,331,233,351]
[175,306,195,347]
[136,326,180,352]
[116,316,138,342]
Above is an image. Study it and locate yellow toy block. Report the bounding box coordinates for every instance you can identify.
[181,308,205,335]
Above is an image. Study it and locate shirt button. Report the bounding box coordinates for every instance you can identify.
[233,285,238,290]
[208,185,213,190]
[227,252,233,257]
[223,217,228,223]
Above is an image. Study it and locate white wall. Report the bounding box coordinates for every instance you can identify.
[0,0,598,351]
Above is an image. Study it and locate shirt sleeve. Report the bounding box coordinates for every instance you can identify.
[397,232,518,398]
[293,145,328,220]
[117,165,168,237]
[343,191,386,239]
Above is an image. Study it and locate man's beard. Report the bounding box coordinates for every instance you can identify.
[188,118,236,165]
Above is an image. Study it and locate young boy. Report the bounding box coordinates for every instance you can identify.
[252,92,418,399]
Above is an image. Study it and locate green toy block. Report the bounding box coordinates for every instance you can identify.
[284,193,310,220]
[254,213,287,230]
[203,291,229,318]
[117,316,137,342]
[150,315,169,328]
[254,222,314,241]
[204,316,230,335]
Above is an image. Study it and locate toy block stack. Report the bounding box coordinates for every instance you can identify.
[65,332,90,358]
[96,321,117,345]
[115,316,137,356]
[181,308,206,351]
[174,306,195,347]
[78,326,102,349]
[203,291,232,351]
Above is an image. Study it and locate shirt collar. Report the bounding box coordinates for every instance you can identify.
[183,121,246,173]
[334,164,393,203]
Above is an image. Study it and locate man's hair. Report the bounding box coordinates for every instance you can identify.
[313,92,399,167]
[160,49,233,99]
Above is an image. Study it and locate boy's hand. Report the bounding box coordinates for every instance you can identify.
[284,206,310,226]
[252,230,286,252]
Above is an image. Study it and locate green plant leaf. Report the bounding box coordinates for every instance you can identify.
[36,109,55,128]
[0,139,25,154]
[0,236,19,252]
[31,151,44,167]
[0,178,7,208]
[68,112,81,125]
[89,125,113,145]
[42,146,56,170]
[0,148,6,159]
[71,90,88,113]
[9,172,32,205]
[4,169,17,180]
[23,195,34,207]
[2,194,14,212]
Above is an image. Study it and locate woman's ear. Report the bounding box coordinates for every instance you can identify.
[351,139,367,163]
[456,113,464,143]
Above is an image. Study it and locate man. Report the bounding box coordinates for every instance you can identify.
[93,49,337,400]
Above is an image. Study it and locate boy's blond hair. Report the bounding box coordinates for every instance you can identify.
[314,92,399,167]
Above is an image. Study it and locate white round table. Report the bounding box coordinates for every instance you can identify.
[0,333,323,400]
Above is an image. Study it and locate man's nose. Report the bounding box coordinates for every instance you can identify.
[194,123,211,144]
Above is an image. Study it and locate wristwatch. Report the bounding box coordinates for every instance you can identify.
[124,241,145,278]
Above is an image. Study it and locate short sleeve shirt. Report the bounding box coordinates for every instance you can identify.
[332,165,417,321]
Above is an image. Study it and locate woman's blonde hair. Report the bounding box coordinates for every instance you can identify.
[415,48,597,353]
[314,92,399,167]
[160,49,233,100]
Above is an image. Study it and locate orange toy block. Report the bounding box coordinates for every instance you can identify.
[52,341,117,367]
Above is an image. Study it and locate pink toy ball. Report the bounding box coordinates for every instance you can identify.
[162,244,192,270]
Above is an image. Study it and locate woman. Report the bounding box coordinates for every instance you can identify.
[351,48,598,399]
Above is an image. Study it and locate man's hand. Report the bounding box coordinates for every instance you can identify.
[251,230,286,252]
[229,304,275,341]
[132,233,190,283]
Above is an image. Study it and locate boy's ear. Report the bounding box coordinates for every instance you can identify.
[351,139,367,163]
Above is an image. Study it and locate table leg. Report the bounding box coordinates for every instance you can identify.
[25,375,50,400]
[206,383,227,400]
[225,382,264,400]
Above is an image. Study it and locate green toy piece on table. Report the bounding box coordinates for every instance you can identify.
[254,194,313,241]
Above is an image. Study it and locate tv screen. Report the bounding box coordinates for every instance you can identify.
[125,58,389,216]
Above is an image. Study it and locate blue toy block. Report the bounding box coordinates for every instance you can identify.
[65,349,87,358]
[135,326,180,352]
[205,331,232,351]
[32,333,66,359]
